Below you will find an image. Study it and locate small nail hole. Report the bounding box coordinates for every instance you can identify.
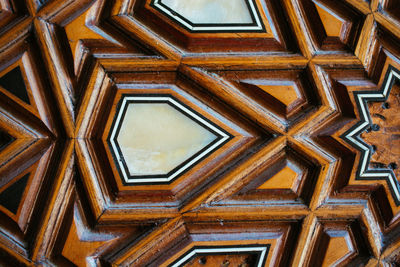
[199,257,207,265]
[371,124,380,131]
[382,102,390,109]
[389,163,398,170]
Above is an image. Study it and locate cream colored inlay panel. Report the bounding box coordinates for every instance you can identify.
[117,103,217,176]
[161,0,253,24]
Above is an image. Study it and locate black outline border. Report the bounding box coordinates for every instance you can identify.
[341,65,400,205]
[150,0,266,33]
[107,94,233,185]
[167,244,271,267]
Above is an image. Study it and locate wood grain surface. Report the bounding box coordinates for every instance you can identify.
[0,0,400,266]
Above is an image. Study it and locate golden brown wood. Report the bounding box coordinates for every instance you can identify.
[0,0,400,266]
[361,83,400,179]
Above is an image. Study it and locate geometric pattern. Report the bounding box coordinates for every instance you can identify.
[0,14,61,263]
[224,144,320,205]
[108,94,232,184]
[150,0,265,32]
[1,0,400,266]
[0,173,29,214]
[303,218,371,266]
[134,0,287,54]
[116,218,294,266]
[292,0,365,53]
[167,245,270,267]
[342,65,400,205]
[0,130,15,151]
[0,67,30,105]
[222,68,320,129]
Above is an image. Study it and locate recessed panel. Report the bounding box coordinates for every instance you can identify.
[0,66,30,104]
[168,245,269,267]
[161,0,253,24]
[116,103,217,176]
[108,95,232,184]
[0,173,29,214]
[0,130,15,151]
[151,0,264,32]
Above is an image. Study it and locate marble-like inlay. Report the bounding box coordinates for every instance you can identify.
[161,0,253,24]
[109,96,231,183]
[151,0,264,32]
[118,103,217,175]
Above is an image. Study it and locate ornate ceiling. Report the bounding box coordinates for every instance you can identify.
[0,0,400,266]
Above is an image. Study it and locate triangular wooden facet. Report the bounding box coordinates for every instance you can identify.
[314,2,344,37]
[323,233,352,266]
[0,173,29,214]
[0,130,15,151]
[64,8,107,68]
[0,66,30,105]
[256,84,300,107]
[257,165,299,190]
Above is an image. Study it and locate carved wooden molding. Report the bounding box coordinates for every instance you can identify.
[0,0,400,266]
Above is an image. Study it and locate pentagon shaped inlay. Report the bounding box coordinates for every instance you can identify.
[150,0,265,32]
[108,95,232,184]
[168,245,270,267]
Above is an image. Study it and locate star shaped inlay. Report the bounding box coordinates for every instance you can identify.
[342,65,400,205]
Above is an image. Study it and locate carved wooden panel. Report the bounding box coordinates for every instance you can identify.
[1,0,400,266]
